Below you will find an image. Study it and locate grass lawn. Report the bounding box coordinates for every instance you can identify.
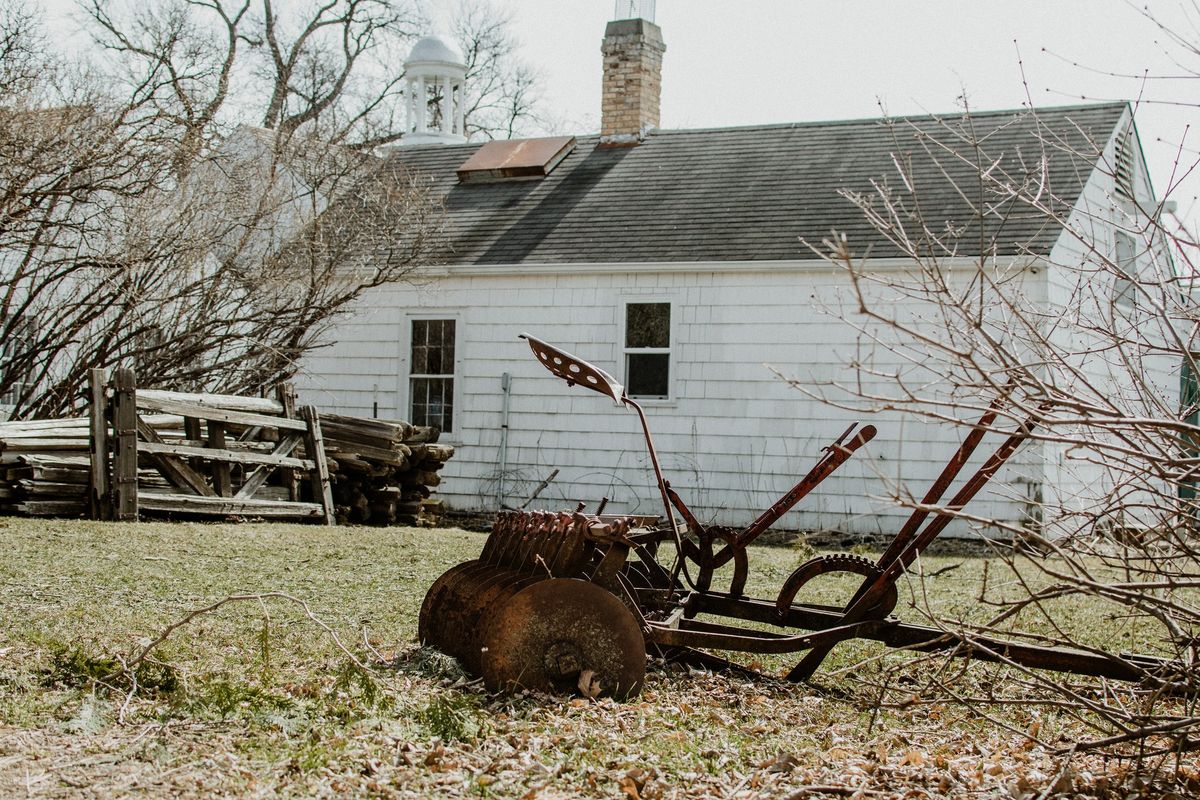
[1,518,1195,798]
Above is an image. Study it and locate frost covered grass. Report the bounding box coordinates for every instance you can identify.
[0,518,1195,798]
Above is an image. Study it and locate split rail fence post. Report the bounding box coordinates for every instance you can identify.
[88,368,111,520]
[300,405,336,526]
[111,367,138,521]
[276,384,300,502]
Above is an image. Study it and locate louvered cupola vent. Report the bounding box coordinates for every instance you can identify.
[1114,127,1135,201]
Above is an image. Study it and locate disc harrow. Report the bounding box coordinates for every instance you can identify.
[419,334,1191,698]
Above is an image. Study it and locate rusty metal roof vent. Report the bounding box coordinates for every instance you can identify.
[456,136,576,184]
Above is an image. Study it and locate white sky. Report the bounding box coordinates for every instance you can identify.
[498,0,1198,218]
[35,0,1200,218]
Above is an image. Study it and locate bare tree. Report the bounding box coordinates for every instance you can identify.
[80,0,539,150]
[0,0,544,418]
[451,0,543,140]
[0,2,446,418]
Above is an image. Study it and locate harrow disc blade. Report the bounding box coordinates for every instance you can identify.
[479,578,646,699]
[418,560,481,646]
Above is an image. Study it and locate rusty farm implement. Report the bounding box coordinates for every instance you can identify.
[419,335,1187,699]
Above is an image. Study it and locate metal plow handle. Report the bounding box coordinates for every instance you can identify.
[520,333,626,406]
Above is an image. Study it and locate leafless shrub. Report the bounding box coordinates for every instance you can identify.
[800,87,1200,758]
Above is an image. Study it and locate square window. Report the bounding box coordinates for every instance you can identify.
[625,303,670,348]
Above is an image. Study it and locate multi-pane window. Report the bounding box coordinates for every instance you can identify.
[1114,231,1137,309]
[410,319,455,432]
[624,302,670,399]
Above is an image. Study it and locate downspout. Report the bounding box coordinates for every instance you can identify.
[496,372,512,508]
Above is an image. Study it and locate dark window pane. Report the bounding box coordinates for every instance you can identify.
[625,303,670,348]
[410,376,453,432]
[626,353,669,398]
[412,321,432,376]
[411,319,455,375]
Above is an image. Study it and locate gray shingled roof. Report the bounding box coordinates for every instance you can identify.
[383,103,1127,264]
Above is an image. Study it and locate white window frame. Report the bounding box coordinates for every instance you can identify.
[403,314,461,436]
[620,298,675,402]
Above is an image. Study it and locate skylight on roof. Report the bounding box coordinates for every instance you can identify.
[456,136,576,184]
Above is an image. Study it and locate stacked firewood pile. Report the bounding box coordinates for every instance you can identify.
[320,414,455,526]
[0,399,454,526]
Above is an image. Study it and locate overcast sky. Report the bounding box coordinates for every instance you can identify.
[39,0,1199,219]
[496,0,1197,219]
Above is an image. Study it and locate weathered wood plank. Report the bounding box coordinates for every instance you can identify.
[137,492,324,518]
[0,439,91,451]
[15,500,88,517]
[0,414,180,435]
[112,368,138,521]
[137,389,283,414]
[136,418,216,497]
[136,441,315,470]
[234,434,303,499]
[301,406,336,526]
[135,395,307,432]
[17,480,88,498]
[88,368,110,520]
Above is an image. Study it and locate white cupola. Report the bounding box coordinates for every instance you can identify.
[401,35,467,146]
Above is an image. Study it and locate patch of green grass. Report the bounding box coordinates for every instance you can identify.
[419,691,486,742]
[0,517,1193,798]
[44,645,179,695]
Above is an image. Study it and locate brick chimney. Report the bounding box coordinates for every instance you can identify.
[600,17,666,146]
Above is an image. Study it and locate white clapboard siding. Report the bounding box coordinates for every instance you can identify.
[298,260,1049,537]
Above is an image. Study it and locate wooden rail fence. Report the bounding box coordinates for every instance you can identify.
[0,369,454,525]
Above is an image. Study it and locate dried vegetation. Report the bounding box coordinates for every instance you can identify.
[1,519,1197,798]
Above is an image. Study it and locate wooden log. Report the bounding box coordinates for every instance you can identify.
[318,413,413,441]
[403,427,440,445]
[135,395,306,432]
[424,444,456,461]
[322,439,411,466]
[137,492,324,519]
[26,466,90,484]
[0,428,89,439]
[112,368,138,521]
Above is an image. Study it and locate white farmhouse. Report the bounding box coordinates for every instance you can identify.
[296,10,1169,537]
